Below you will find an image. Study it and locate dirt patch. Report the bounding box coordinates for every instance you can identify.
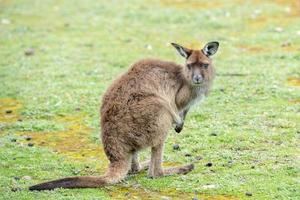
[248,14,298,32]
[0,98,21,124]
[288,99,300,104]
[248,15,269,31]
[286,77,300,87]
[247,0,300,32]
[18,115,109,172]
[0,99,107,171]
[170,41,205,51]
[236,44,298,54]
[187,41,204,49]
[281,45,299,52]
[237,45,267,53]
[274,0,300,17]
[160,0,221,9]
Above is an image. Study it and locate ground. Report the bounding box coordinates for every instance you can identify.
[0,0,299,199]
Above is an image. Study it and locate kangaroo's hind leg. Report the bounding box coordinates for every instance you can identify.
[148,142,194,178]
[148,143,164,178]
[147,110,194,178]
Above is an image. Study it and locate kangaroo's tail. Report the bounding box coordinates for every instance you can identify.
[29,176,107,190]
[29,161,129,191]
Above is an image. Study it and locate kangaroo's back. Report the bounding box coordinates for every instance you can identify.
[101,58,183,122]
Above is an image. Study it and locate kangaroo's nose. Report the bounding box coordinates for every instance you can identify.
[193,75,203,84]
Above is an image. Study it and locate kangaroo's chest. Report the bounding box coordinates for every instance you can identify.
[187,92,205,108]
[183,89,206,111]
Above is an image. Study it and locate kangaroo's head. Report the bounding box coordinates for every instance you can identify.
[171,41,219,86]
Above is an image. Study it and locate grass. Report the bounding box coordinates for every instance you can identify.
[0,0,299,199]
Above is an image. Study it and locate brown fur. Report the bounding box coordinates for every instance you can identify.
[29,42,218,190]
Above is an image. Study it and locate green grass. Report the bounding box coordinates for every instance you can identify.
[0,0,299,199]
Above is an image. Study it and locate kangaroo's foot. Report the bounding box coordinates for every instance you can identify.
[128,161,150,174]
[148,141,193,178]
[148,168,164,178]
[128,152,150,174]
[128,160,150,174]
[148,164,194,178]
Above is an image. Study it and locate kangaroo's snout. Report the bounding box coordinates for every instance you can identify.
[193,74,203,84]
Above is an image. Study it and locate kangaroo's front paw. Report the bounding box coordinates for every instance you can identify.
[175,122,184,133]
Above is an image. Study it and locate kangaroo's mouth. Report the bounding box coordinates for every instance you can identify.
[192,80,206,87]
[192,80,205,85]
[193,80,203,85]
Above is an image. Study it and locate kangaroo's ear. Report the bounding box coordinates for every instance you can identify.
[171,43,192,59]
[203,41,219,57]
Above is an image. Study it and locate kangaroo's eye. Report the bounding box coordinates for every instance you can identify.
[203,64,209,69]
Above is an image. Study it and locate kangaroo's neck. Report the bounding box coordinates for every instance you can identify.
[175,81,210,111]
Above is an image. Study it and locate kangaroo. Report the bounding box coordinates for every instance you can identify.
[29,41,219,190]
